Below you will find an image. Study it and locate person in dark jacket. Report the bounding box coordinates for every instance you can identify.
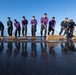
[68,19,76,37]
[7,17,13,36]
[14,19,21,37]
[59,18,68,35]
[48,17,56,35]
[31,16,37,36]
[0,21,4,36]
[22,16,28,36]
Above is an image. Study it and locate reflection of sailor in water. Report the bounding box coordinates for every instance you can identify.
[31,43,37,61]
[40,43,48,63]
[61,40,76,54]
[49,46,56,56]
[61,41,69,54]
[14,43,20,57]
[7,43,12,56]
[21,43,28,60]
[69,40,76,52]
[0,43,4,53]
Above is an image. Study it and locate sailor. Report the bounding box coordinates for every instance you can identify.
[0,21,4,36]
[48,17,56,35]
[59,18,68,34]
[68,19,76,37]
[40,13,48,37]
[7,17,13,36]
[59,18,69,38]
[31,16,37,36]
[14,19,21,37]
[22,16,28,36]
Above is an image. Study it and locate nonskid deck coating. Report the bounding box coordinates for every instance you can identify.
[0,36,74,43]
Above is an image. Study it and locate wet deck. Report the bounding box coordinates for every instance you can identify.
[0,36,74,43]
[0,36,76,75]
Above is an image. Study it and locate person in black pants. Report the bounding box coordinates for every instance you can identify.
[0,21,4,36]
[68,19,76,37]
[22,16,28,36]
[40,13,48,37]
[7,17,13,36]
[48,17,56,35]
[59,18,70,39]
[14,19,21,37]
[31,16,37,36]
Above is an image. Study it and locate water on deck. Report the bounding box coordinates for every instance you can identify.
[0,36,76,75]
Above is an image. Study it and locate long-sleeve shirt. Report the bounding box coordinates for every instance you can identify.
[22,19,28,26]
[69,21,76,28]
[49,20,56,27]
[61,21,68,28]
[14,22,20,29]
[0,21,4,29]
[31,19,37,25]
[41,17,48,25]
[7,20,13,29]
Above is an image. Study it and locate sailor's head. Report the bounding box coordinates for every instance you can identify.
[32,16,35,20]
[14,19,17,23]
[22,16,25,20]
[8,17,10,21]
[69,19,73,22]
[64,17,68,22]
[43,13,47,18]
[52,17,55,20]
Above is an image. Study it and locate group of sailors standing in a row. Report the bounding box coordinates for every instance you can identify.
[0,13,75,38]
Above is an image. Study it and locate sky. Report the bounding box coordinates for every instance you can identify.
[0,0,76,36]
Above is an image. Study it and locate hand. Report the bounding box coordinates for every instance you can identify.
[33,24,35,26]
[24,26,25,29]
[15,28,17,30]
[8,25,10,28]
[51,26,54,28]
[61,26,64,29]
[42,23,44,25]
[53,27,55,29]
[44,25,47,29]
[65,28,67,30]
[44,25,46,27]
[8,26,9,28]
